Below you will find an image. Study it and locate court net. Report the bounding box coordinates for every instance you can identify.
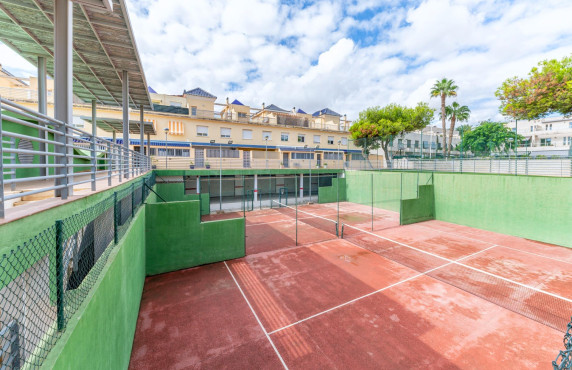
[272,200,338,239]
[342,223,572,333]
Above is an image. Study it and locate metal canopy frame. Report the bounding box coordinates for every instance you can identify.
[0,0,152,109]
[81,116,156,135]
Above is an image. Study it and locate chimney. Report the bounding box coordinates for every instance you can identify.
[344,114,347,122]
[262,102,265,110]
[292,107,296,114]
[226,97,229,105]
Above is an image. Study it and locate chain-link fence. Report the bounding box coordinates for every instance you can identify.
[0,173,155,369]
[554,317,572,369]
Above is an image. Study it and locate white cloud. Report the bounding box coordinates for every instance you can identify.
[1,0,571,126]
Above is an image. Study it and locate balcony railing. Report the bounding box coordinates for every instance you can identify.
[1,97,151,218]
[152,156,350,170]
[186,108,351,132]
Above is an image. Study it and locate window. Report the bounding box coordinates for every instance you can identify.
[550,124,553,130]
[541,138,552,146]
[512,128,517,132]
[262,131,272,140]
[569,122,572,129]
[324,152,343,160]
[341,137,347,146]
[423,141,428,149]
[207,148,239,158]
[243,129,253,140]
[398,139,403,149]
[238,112,247,118]
[291,152,314,160]
[169,101,182,107]
[313,135,321,144]
[281,133,289,142]
[414,140,419,148]
[407,139,411,148]
[221,128,231,138]
[351,153,365,160]
[530,125,534,131]
[328,136,334,145]
[191,106,197,116]
[298,134,305,143]
[197,126,208,137]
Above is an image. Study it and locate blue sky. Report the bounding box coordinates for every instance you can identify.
[2,0,572,125]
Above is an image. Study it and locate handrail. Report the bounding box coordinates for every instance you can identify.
[0,96,152,218]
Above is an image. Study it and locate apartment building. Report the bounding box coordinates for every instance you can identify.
[1,70,362,168]
[505,117,572,157]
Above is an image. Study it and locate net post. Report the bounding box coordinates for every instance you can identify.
[55,219,65,331]
[113,191,118,244]
[341,224,344,238]
[399,172,403,225]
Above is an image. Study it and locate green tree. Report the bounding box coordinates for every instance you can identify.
[430,78,458,157]
[350,103,434,168]
[442,102,470,157]
[460,121,523,156]
[496,54,572,119]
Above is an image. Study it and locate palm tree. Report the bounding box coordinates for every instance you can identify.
[430,78,458,157]
[444,102,470,156]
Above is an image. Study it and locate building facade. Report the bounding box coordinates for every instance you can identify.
[505,117,572,157]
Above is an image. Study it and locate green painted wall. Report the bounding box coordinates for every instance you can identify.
[400,185,435,225]
[150,182,209,215]
[433,173,572,248]
[0,176,150,255]
[42,207,146,370]
[318,178,346,203]
[345,171,433,212]
[146,200,245,275]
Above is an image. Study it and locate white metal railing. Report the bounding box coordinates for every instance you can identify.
[0,97,151,217]
[151,156,349,170]
[392,158,572,177]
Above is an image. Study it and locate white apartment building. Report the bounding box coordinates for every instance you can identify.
[506,117,572,157]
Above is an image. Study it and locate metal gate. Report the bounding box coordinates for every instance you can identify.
[243,151,251,168]
[195,148,204,168]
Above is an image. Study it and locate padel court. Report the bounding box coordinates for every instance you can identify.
[129,201,572,369]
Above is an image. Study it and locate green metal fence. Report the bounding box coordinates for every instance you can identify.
[0,173,155,369]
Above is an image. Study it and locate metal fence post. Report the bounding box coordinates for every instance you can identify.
[118,146,123,183]
[113,192,118,244]
[131,182,135,217]
[107,142,112,186]
[0,106,5,219]
[55,219,65,331]
[141,178,145,204]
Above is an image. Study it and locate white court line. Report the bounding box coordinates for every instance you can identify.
[224,261,289,370]
[414,223,572,266]
[342,224,572,304]
[268,245,497,335]
[246,211,350,227]
[272,201,339,226]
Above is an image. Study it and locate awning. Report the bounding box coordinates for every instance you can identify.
[81,116,156,135]
[0,0,152,109]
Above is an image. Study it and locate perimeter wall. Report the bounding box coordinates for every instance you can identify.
[344,171,572,249]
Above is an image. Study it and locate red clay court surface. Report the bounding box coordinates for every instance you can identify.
[130,202,572,369]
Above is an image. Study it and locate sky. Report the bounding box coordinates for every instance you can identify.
[1,0,572,125]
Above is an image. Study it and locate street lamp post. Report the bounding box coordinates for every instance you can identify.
[164,127,169,169]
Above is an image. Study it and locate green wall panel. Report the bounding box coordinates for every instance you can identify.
[149,182,210,215]
[43,207,146,370]
[400,185,435,225]
[146,200,245,275]
[433,173,572,248]
[318,178,346,203]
